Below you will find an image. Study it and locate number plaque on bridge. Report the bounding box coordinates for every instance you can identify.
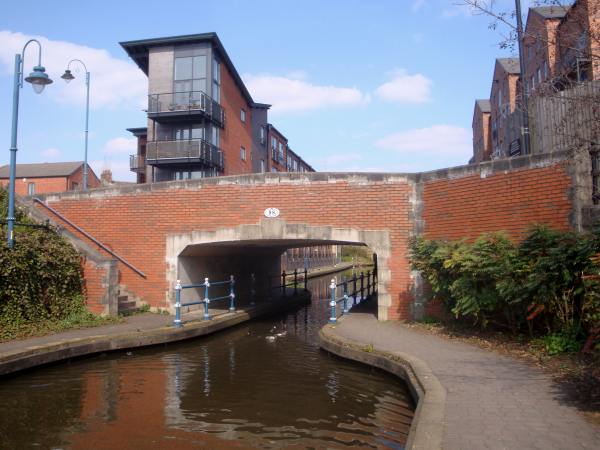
[264,207,280,218]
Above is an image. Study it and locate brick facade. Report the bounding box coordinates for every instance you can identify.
[0,164,101,195]
[30,150,583,321]
[220,61,253,176]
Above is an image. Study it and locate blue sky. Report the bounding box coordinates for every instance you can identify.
[0,0,528,181]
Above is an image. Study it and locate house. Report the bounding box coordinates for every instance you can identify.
[0,161,101,195]
[471,99,492,163]
[120,33,313,183]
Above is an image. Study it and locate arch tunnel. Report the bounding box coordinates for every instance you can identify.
[176,238,376,312]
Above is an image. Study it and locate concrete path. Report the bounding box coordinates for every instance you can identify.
[330,311,600,450]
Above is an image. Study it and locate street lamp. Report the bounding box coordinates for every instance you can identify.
[61,60,90,190]
[6,39,53,249]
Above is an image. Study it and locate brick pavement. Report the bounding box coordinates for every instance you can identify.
[331,311,600,450]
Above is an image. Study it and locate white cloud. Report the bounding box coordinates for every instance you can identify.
[40,147,60,160]
[243,72,369,114]
[0,30,146,110]
[375,125,471,159]
[90,159,134,183]
[102,137,137,155]
[412,0,429,12]
[375,69,432,104]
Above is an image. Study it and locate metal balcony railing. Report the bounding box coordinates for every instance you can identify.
[146,139,224,170]
[147,91,224,127]
[129,154,146,173]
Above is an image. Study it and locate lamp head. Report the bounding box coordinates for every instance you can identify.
[24,65,53,94]
[61,69,75,83]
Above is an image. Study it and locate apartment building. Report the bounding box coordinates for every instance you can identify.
[489,58,521,158]
[121,33,313,182]
[471,2,600,162]
[471,99,492,163]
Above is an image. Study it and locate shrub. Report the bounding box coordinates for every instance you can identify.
[0,188,85,334]
[410,225,600,351]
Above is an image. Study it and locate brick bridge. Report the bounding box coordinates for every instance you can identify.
[25,149,589,321]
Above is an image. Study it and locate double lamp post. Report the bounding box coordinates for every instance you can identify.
[5,39,91,248]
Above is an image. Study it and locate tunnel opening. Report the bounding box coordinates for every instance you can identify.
[166,220,392,319]
[176,239,375,312]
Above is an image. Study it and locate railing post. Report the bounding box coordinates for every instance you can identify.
[329,278,337,324]
[174,280,182,328]
[367,270,371,297]
[343,280,349,314]
[352,274,357,306]
[294,268,298,295]
[304,268,308,291]
[282,271,286,298]
[250,272,256,306]
[229,275,236,312]
[203,277,211,320]
[360,272,364,302]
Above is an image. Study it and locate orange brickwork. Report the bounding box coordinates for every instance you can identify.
[33,155,578,320]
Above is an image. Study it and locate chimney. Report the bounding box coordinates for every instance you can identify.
[101,169,113,185]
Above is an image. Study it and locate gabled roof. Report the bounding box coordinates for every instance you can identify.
[530,5,569,19]
[497,58,520,75]
[120,33,256,107]
[475,99,491,113]
[0,161,85,179]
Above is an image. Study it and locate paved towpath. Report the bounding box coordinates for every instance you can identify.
[332,311,600,450]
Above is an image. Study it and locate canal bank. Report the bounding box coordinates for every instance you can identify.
[0,292,310,377]
[320,306,600,450]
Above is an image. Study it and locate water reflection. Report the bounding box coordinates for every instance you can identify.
[0,271,413,449]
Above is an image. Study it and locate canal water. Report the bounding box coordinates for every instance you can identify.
[0,271,414,449]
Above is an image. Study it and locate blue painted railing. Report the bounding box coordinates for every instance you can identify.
[174,275,235,327]
[268,268,308,298]
[329,270,377,324]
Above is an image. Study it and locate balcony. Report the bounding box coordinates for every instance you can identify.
[146,139,224,171]
[129,154,146,173]
[147,91,224,127]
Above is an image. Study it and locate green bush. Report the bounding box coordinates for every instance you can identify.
[410,225,600,352]
[0,188,85,335]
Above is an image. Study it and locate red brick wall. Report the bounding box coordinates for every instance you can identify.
[35,157,577,320]
[67,166,102,190]
[1,177,68,195]
[422,163,572,240]
[220,62,253,176]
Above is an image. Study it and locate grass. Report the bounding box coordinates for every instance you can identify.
[0,309,122,342]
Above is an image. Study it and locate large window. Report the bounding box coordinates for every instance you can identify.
[173,123,205,141]
[212,56,221,103]
[174,55,207,105]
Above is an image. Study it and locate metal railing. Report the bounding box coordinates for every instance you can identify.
[174,276,236,327]
[146,139,224,170]
[148,91,224,127]
[329,271,377,324]
[268,268,308,298]
[129,154,145,173]
[32,198,146,278]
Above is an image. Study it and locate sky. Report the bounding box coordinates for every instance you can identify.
[0,0,533,181]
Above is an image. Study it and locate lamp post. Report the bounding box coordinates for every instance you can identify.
[6,39,53,249]
[61,60,90,190]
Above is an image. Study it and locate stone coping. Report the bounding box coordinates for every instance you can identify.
[0,294,310,377]
[319,322,446,450]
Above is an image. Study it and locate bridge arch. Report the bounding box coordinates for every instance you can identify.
[166,218,392,319]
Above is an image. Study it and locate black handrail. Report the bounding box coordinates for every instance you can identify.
[33,198,146,279]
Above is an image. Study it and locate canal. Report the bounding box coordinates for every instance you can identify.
[0,271,415,449]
